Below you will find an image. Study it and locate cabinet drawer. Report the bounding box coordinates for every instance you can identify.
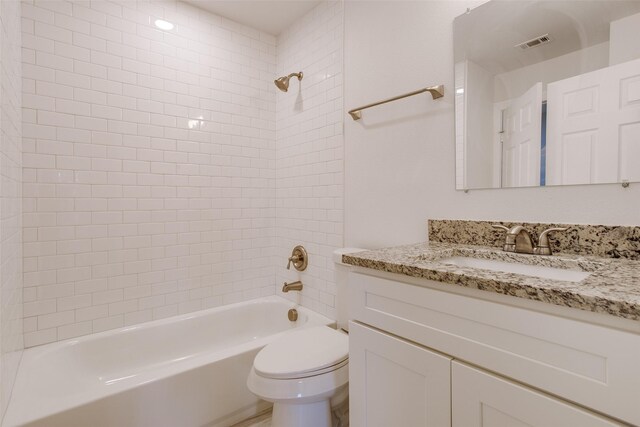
[452,362,622,427]
[349,272,640,425]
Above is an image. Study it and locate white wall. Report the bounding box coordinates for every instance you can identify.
[610,12,640,65]
[494,42,609,103]
[344,0,640,251]
[465,59,494,188]
[0,0,23,418]
[21,0,277,347]
[275,0,344,318]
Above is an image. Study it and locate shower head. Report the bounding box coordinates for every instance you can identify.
[274,71,303,92]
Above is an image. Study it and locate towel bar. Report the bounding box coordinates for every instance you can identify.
[348,85,444,121]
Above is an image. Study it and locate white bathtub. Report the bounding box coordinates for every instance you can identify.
[4,296,333,427]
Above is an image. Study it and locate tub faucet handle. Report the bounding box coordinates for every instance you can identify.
[287,254,300,269]
[286,245,308,271]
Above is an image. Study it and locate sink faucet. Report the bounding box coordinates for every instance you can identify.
[492,225,568,255]
[282,281,303,292]
[497,225,535,254]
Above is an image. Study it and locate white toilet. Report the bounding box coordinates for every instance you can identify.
[247,326,348,427]
[246,248,365,427]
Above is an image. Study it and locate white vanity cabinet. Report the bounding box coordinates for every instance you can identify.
[348,271,640,426]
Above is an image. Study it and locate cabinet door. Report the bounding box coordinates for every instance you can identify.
[452,362,623,427]
[349,322,451,427]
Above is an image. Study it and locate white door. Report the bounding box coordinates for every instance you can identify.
[349,322,451,427]
[502,82,543,187]
[452,362,623,427]
[546,57,640,185]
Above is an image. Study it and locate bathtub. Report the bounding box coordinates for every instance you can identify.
[4,296,333,427]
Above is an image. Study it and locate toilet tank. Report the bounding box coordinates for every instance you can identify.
[333,248,367,332]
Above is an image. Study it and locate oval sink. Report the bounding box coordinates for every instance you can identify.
[439,256,591,283]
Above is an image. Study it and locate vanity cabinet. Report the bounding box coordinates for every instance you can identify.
[348,271,640,426]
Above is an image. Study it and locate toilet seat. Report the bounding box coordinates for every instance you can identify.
[253,326,349,380]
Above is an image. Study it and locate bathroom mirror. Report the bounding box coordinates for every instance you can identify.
[453,0,640,190]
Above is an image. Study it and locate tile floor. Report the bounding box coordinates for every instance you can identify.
[231,409,272,427]
[231,397,349,427]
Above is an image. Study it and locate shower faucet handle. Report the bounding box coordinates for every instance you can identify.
[286,255,300,269]
[286,245,308,271]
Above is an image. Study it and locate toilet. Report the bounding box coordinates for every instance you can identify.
[246,248,365,427]
[247,326,348,427]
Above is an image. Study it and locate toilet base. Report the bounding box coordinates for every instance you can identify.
[272,400,331,427]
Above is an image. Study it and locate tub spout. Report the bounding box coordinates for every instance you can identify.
[282,281,303,292]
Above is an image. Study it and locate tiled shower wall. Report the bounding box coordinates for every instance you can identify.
[0,0,23,415]
[275,1,344,318]
[21,0,278,347]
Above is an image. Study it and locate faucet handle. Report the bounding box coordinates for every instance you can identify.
[286,255,299,270]
[491,224,512,252]
[535,227,568,255]
[286,245,308,271]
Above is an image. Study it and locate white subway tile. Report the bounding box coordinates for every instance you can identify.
[57,294,92,311]
[36,51,74,71]
[38,1,73,16]
[37,283,75,300]
[75,278,107,295]
[75,115,108,131]
[75,304,108,322]
[124,310,152,326]
[108,299,138,316]
[35,21,72,43]
[24,299,57,317]
[73,32,107,52]
[92,1,122,19]
[36,80,73,99]
[58,321,92,340]
[55,12,90,33]
[92,289,123,305]
[57,100,91,117]
[38,310,75,329]
[72,4,107,26]
[20,0,345,344]
[22,3,55,24]
[73,88,106,106]
[24,329,57,347]
[54,41,90,62]
[92,315,123,333]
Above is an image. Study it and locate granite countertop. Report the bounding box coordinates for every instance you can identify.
[343,242,640,321]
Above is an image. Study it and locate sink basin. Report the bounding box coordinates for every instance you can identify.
[439,256,591,283]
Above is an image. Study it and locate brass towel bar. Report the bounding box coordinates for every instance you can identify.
[347,85,445,121]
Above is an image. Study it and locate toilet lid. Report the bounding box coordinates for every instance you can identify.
[254,326,349,379]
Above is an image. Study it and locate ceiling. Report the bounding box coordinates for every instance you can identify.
[184,0,322,35]
[454,0,640,74]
